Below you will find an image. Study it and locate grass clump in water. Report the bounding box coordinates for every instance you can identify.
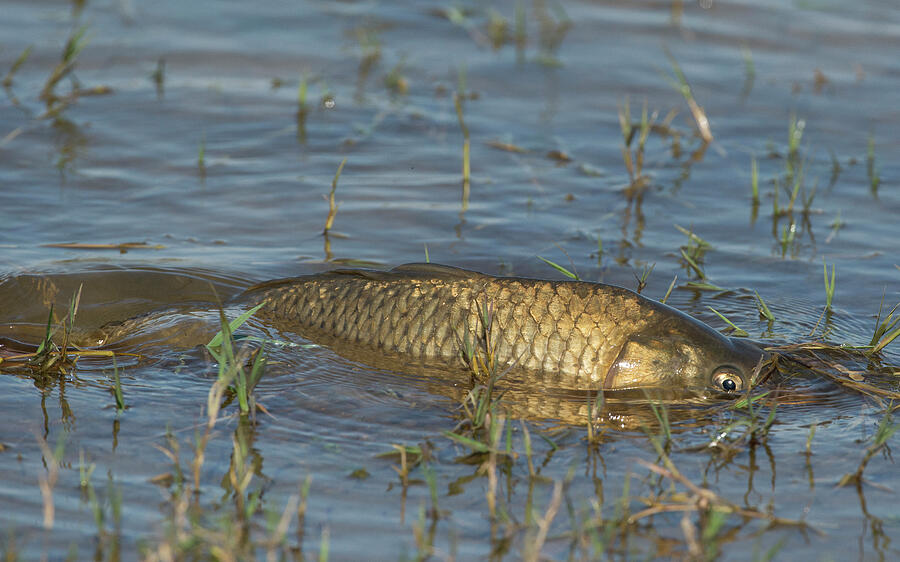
[205,301,268,418]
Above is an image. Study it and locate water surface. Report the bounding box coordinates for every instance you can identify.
[1,0,899,559]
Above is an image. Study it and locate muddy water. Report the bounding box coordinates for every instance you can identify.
[2,0,900,559]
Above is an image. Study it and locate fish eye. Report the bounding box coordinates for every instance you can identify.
[712,368,744,393]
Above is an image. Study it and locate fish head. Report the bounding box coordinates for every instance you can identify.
[603,324,770,394]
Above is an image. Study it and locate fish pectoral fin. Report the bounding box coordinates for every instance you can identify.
[603,341,632,390]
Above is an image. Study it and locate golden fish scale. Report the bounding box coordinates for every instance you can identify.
[257,270,655,388]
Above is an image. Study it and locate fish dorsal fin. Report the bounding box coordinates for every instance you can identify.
[390,263,478,279]
[245,263,476,295]
[245,267,381,293]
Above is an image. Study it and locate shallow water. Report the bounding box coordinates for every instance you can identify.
[2,0,900,559]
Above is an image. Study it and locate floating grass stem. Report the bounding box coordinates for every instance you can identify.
[323,158,347,235]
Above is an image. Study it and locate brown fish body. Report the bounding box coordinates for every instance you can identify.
[251,264,766,392]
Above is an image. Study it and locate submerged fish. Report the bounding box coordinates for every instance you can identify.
[248,263,768,393]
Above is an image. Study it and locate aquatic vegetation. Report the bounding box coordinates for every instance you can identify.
[823,259,836,312]
[617,96,655,187]
[454,92,471,209]
[633,262,654,294]
[150,57,165,97]
[39,25,90,103]
[323,157,347,235]
[0,288,133,390]
[867,134,880,195]
[536,254,579,280]
[205,302,267,417]
[755,291,776,323]
[660,275,677,304]
[384,60,409,96]
[677,224,709,280]
[663,49,713,144]
[4,0,900,559]
[197,132,206,171]
[2,45,32,88]
[837,408,898,487]
[750,155,759,204]
[868,300,900,356]
[707,307,749,338]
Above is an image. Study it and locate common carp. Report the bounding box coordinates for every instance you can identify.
[248,263,769,393]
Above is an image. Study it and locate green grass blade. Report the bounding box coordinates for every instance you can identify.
[537,256,579,280]
[443,431,490,453]
[755,291,775,322]
[707,306,749,337]
[207,302,266,350]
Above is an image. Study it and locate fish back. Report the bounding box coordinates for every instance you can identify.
[252,264,655,388]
